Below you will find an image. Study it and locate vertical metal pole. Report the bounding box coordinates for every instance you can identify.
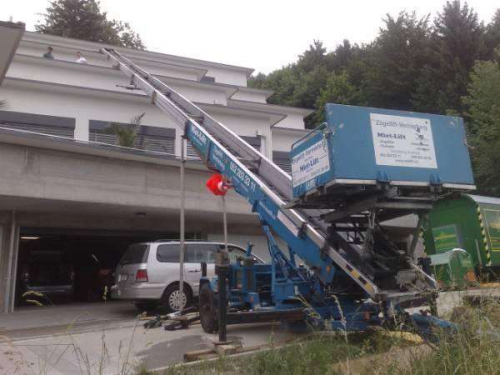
[218,195,228,342]
[218,266,227,342]
[178,136,186,311]
[222,196,228,253]
[4,211,16,314]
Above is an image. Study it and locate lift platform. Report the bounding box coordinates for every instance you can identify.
[101,48,473,336]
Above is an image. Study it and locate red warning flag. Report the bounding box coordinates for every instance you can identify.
[206,173,232,196]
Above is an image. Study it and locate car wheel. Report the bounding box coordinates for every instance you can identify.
[199,283,218,333]
[134,301,158,313]
[161,284,192,313]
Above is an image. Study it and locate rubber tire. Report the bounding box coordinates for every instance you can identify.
[161,284,192,313]
[134,301,158,313]
[199,283,219,333]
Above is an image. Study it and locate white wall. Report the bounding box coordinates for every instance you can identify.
[205,66,248,87]
[20,33,251,87]
[272,128,309,153]
[1,79,176,141]
[17,42,204,82]
[231,90,268,104]
[203,109,273,157]
[274,113,309,130]
[7,35,311,161]
[1,79,276,153]
[7,56,231,106]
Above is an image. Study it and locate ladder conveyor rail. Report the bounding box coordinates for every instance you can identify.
[101,48,433,302]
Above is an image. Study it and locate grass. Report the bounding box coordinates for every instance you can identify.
[400,300,500,375]
[5,291,500,375]
[160,330,417,375]
[156,299,500,375]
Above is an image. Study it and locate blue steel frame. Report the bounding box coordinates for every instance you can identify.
[189,117,454,334]
[203,224,457,333]
[102,48,457,337]
[291,104,475,197]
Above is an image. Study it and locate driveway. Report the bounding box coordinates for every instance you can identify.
[1,319,297,374]
[1,287,499,374]
[0,301,299,374]
[0,301,137,340]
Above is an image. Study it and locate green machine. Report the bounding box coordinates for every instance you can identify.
[428,249,478,289]
[423,194,500,280]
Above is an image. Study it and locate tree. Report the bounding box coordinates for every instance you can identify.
[326,40,355,73]
[250,67,299,106]
[313,72,362,123]
[362,12,432,110]
[413,1,484,114]
[463,54,500,195]
[250,1,495,132]
[485,9,500,60]
[36,0,145,50]
[295,40,327,73]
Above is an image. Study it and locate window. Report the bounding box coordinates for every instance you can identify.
[186,244,217,263]
[0,111,75,138]
[241,136,261,152]
[273,151,291,174]
[89,120,175,155]
[156,244,180,263]
[156,243,218,263]
[120,244,149,265]
[215,244,262,264]
[186,139,200,159]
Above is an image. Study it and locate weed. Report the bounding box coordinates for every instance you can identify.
[400,299,500,375]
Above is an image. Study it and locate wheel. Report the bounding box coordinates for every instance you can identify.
[161,284,192,313]
[199,283,219,333]
[134,301,158,313]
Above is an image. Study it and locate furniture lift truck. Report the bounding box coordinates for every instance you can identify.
[102,48,475,337]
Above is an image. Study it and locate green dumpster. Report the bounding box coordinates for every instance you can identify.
[428,248,478,290]
[423,194,500,279]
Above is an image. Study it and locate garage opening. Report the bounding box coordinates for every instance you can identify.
[16,228,201,307]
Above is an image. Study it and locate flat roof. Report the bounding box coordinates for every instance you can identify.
[464,194,500,206]
[13,52,274,101]
[228,99,314,118]
[4,77,301,124]
[23,31,255,77]
[0,21,25,86]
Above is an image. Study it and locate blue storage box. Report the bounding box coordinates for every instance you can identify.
[290,104,475,198]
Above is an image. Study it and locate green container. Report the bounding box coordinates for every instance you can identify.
[423,194,500,275]
[428,249,478,289]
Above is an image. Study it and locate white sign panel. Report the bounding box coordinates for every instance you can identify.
[370,113,438,169]
[291,138,330,188]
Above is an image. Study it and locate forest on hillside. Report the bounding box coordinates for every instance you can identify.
[250,1,500,196]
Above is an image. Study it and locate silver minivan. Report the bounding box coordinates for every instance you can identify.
[111,241,262,312]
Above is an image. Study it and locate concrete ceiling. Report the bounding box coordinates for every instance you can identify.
[0,194,260,234]
[0,21,24,87]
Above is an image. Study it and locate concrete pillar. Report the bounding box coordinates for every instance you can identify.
[175,130,183,157]
[0,224,5,313]
[266,131,273,159]
[0,212,19,313]
[74,117,89,141]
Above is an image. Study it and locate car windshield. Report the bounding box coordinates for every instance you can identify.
[216,244,263,264]
[120,244,149,265]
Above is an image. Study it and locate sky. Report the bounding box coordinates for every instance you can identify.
[3,0,499,74]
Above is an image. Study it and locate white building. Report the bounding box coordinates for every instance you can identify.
[0,30,312,312]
